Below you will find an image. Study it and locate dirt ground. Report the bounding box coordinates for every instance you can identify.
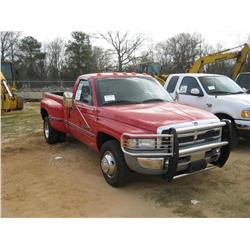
[1,103,250,217]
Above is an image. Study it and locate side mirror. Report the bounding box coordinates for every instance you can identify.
[173,90,179,102]
[242,87,247,93]
[190,88,203,96]
[63,91,73,108]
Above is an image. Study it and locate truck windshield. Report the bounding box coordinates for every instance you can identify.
[95,77,172,106]
[199,76,244,95]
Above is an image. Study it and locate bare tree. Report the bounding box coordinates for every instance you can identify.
[45,38,65,80]
[100,31,144,71]
[92,46,114,72]
[154,33,204,73]
[0,31,21,62]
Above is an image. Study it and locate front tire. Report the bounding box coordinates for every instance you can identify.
[100,140,130,187]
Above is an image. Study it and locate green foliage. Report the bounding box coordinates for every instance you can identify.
[17,36,46,80]
[63,32,94,79]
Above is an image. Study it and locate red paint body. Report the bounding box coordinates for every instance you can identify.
[40,73,217,152]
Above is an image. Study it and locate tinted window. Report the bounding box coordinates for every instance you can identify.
[179,77,202,95]
[1,62,14,84]
[95,77,172,106]
[236,74,250,89]
[75,80,92,105]
[166,76,179,93]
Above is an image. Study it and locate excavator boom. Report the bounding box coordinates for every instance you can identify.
[188,44,250,80]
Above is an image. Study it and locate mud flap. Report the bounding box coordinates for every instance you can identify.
[213,119,232,168]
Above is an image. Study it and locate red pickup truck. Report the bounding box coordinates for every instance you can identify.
[40,73,232,187]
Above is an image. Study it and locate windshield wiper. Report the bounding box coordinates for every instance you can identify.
[103,100,139,106]
[210,91,235,95]
[142,98,165,103]
[230,91,244,94]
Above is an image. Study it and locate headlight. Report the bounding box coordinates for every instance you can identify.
[241,110,250,118]
[126,138,156,149]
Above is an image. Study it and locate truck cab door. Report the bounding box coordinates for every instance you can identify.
[177,76,208,110]
[68,79,96,147]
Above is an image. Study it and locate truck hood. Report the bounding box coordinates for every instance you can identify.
[217,94,250,106]
[99,102,217,133]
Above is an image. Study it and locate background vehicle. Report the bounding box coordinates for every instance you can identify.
[41,72,231,187]
[136,62,168,85]
[188,43,250,80]
[235,72,250,93]
[164,73,250,145]
[1,61,23,112]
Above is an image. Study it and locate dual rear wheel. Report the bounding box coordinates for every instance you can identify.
[43,117,129,187]
[43,116,66,144]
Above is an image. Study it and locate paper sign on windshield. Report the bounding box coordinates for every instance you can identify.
[208,86,215,90]
[180,85,187,93]
[104,95,116,102]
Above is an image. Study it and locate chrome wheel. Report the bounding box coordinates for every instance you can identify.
[101,151,117,178]
[44,120,49,139]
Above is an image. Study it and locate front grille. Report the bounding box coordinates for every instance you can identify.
[162,127,221,148]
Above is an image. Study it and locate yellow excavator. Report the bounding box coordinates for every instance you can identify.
[1,61,23,112]
[188,43,250,80]
[136,62,168,85]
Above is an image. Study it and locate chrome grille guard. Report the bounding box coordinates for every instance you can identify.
[121,121,229,157]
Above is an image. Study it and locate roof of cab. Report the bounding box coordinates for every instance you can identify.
[79,72,151,79]
[169,73,224,77]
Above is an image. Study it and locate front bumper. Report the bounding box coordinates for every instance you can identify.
[121,120,232,180]
[235,119,250,137]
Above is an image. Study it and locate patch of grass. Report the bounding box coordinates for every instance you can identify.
[1,102,42,143]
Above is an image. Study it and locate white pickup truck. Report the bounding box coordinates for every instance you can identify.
[164,73,250,145]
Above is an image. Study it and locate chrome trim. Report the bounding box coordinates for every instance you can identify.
[121,133,173,156]
[48,116,94,137]
[63,91,73,108]
[178,134,221,147]
[101,151,117,178]
[49,117,64,122]
[175,121,226,134]
[137,158,164,170]
[173,165,218,180]
[178,127,221,137]
[68,121,94,137]
[179,141,228,156]
[121,121,227,157]
[157,119,219,134]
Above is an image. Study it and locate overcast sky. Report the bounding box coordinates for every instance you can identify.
[23,30,249,50]
[2,0,250,50]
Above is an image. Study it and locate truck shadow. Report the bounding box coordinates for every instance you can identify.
[233,138,250,153]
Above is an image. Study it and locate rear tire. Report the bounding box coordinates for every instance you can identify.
[43,116,60,144]
[100,140,130,187]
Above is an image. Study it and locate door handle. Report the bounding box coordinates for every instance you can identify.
[206,103,212,108]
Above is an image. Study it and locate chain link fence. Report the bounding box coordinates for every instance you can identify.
[16,81,75,92]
